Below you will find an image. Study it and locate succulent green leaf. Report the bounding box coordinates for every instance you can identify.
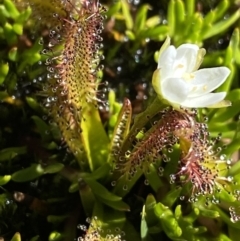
[4,0,20,20]
[0,146,26,162]
[29,236,40,241]
[141,208,149,240]
[10,233,21,241]
[113,169,142,197]
[106,0,121,17]
[79,181,96,217]
[135,4,150,34]
[145,16,161,28]
[31,116,52,142]
[145,194,159,227]
[8,47,18,62]
[83,177,122,202]
[0,175,11,185]
[175,0,185,25]
[138,25,169,39]
[193,203,220,218]
[48,231,62,241]
[203,10,240,39]
[185,0,195,16]
[44,163,64,174]
[47,215,68,223]
[161,187,182,207]
[3,22,17,45]
[121,0,133,30]
[212,0,229,23]
[144,164,163,192]
[0,61,9,84]
[96,195,130,211]
[155,202,182,239]
[12,23,23,35]
[26,97,43,113]
[12,164,44,182]
[167,0,175,37]
[81,104,109,171]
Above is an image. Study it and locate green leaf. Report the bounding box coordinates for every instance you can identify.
[10,233,21,241]
[167,0,175,36]
[106,1,121,17]
[145,194,159,227]
[83,177,122,202]
[4,0,20,19]
[83,163,111,180]
[144,164,163,192]
[0,146,27,162]
[203,10,240,39]
[145,16,161,28]
[29,236,40,241]
[81,104,109,171]
[96,195,130,211]
[113,169,142,197]
[230,28,240,64]
[193,202,220,218]
[47,215,68,223]
[121,0,133,30]
[0,61,9,84]
[211,100,240,123]
[138,25,169,39]
[135,4,150,34]
[185,0,195,16]
[31,116,52,142]
[48,231,62,241]
[79,181,96,217]
[68,181,78,193]
[8,47,18,62]
[44,163,64,174]
[26,97,43,113]
[161,187,182,207]
[0,175,11,185]
[223,135,240,156]
[12,23,22,35]
[175,0,185,25]
[3,22,17,45]
[12,164,44,182]
[141,208,149,240]
[155,202,182,239]
[212,0,229,23]
[229,160,240,177]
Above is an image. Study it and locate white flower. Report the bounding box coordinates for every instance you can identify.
[152,37,231,108]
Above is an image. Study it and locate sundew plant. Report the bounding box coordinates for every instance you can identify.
[0,0,240,240]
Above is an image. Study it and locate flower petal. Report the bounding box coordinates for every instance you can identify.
[188,67,230,97]
[180,92,227,108]
[161,77,191,103]
[175,44,199,73]
[158,45,176,80]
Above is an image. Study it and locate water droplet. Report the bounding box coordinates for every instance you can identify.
[38,38,44,45]
[123,185,128,191]
[144,179,149,185]
[180,196,185,201]
[111,181,116,186]
[227,176,234,182]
